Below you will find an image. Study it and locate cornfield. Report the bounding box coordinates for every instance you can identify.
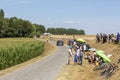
[0,38,45,70]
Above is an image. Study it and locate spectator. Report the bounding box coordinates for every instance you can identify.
[67,46,73,65]
[96,33,100,42]
[79,45,84,65]
[102,34,107,44]
[100,33,103,41]
[116,32,120,44]
[74,45,80,64]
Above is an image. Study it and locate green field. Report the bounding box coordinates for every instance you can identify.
[0,38,45,70]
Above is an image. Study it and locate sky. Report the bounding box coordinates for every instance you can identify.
[0,0,120,35]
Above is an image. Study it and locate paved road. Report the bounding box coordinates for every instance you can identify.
[0,42,68,80]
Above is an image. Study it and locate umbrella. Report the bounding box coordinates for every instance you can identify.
[96,50,104,53]
[76,38,86,42]
[96,50,111,63]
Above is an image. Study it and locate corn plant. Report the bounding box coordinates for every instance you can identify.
[0,38,45,70]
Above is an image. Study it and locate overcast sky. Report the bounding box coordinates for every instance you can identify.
[0,0,120,35]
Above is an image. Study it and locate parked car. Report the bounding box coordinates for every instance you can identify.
[56,39,64,46]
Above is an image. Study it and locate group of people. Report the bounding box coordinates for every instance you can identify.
[67,33,120,66]
[86,51,107,70]
[67,39,90,65]
[66,38,109,70]
[96,33,120,44]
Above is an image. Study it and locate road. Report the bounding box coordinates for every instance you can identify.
[0,42,68,80]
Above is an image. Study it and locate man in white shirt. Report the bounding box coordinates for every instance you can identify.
[67,46,73,65]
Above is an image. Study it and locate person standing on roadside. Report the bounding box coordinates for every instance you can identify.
[96,33,100,42]
[67,46,73,65]
[108,34,112,43]
[74,45,80,64]
[116,32,120,44]
[79,45,84,65]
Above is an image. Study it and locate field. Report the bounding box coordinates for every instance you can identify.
[0,38,56,75]
[53,35,120,80]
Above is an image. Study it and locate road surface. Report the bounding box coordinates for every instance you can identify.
[0,42,68,80]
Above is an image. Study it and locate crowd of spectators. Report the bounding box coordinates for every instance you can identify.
[96,33,120,44]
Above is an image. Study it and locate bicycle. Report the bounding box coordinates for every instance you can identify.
[100,63,119,79]
[105,64,118,78]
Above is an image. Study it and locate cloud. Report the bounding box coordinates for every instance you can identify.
[63,20,81,24]
[11,0,31,5]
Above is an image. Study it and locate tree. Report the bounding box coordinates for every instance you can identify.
[47,28,57,34]
[0,9,46,38]
[33,24,45,37]
[78,29,85,35]
[7,17,20,37]
[46,27,85,35]
[0,9,4,18]
[56,28,67,35]
[0,18,9,37]
[22,20,33,37]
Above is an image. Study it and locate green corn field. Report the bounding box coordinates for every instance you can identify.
[0,38,45,70]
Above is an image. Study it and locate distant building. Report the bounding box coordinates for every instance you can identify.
[43,33,51,36]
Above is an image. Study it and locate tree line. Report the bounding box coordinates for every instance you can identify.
[0,9,85,38]
[46,28,85,35]
[0,9,45,38]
